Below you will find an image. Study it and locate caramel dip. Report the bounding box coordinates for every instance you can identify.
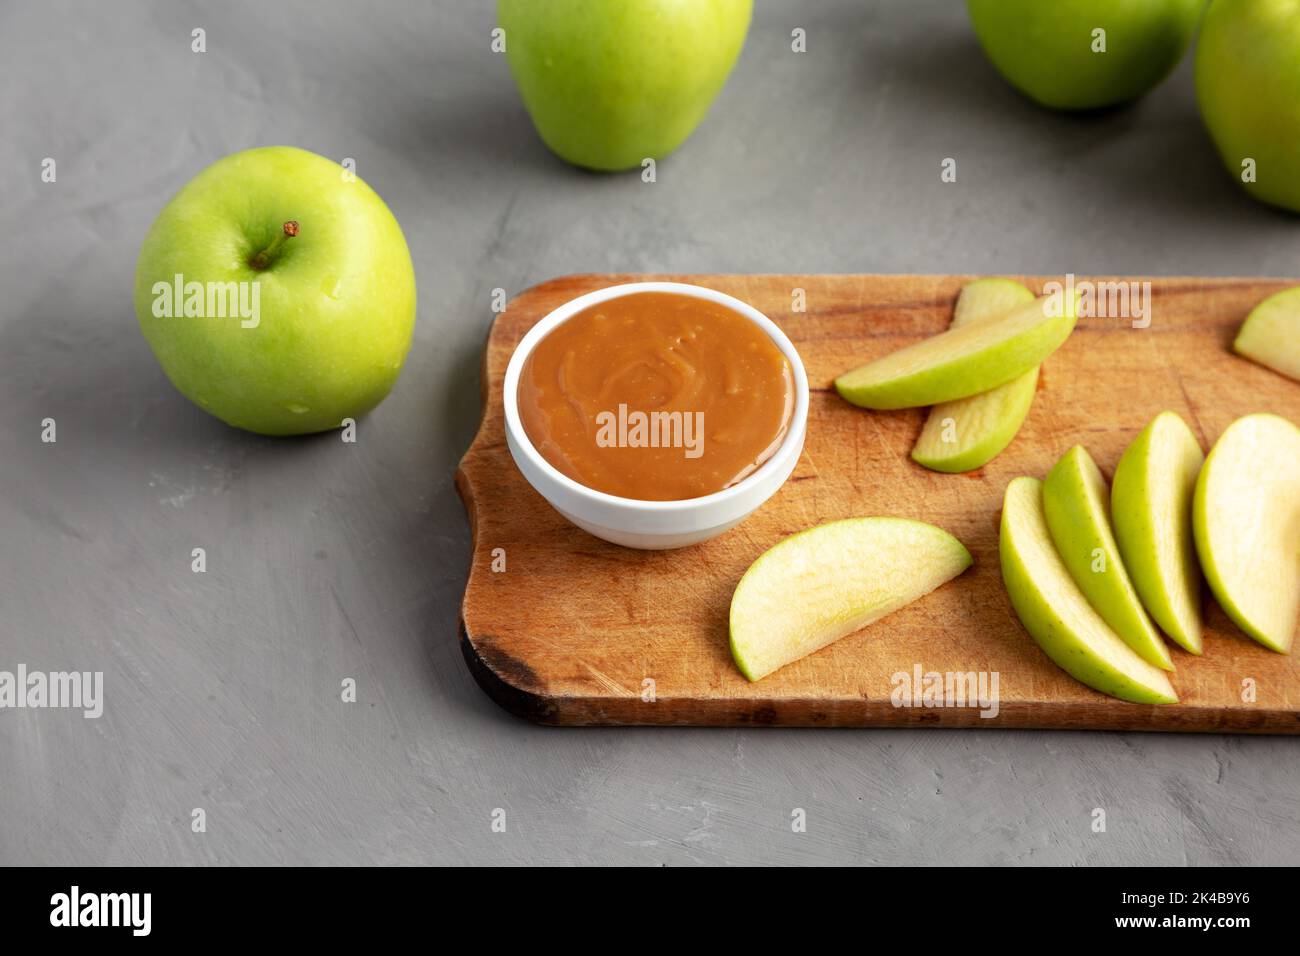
[518,292,794,501]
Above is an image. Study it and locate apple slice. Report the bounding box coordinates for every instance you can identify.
[835,290,1077,410]
[912,278,1039,473]
[1043,446,1173,670]
[1234,287,1300,383]
[729,518,972,681]
[1000,477,1178,704]
[1193,413,1300,653]
[1111,412,1205,654]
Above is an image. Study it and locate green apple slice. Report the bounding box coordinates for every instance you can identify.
[1111,412,1205,654]
[1000,477,1178,704]
[835,290,1077,410]
[1233,287,1300,383]
[729,517,972,681]
[1193,413,1300,653]
[912,278,1039,473]
[1043,446,1173,670]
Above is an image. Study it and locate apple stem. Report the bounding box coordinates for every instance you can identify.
[249,220,299,270]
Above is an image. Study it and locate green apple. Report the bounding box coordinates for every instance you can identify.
[1000,477,1178,704]
[1197,0,1300,213]
[912,278,1039,473]
[1043,446,1173,669]
[835,292,1077,410]
[1193,413,1300,652]
[967,0,1204,110]
[730,518,972,682]
[1111,412,1205,653]
[498,0,752,172]
[134,146,416,436]
[1233,287,1300,382]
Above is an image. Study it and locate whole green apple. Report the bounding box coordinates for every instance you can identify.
[134,146,416,436]
[966,0,1204,110]
[498,0,752,171]
[1197,0,1300,212]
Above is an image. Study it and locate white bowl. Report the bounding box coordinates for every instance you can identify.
[503,281,809,550]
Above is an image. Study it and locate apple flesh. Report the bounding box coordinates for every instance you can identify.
[1000,477,1178,704]
[835,291,1077,410]
[1111,412,1205,653]
[1043,446,1172,670]
[1233,287,1300,383]
[1193,413,1300,653]
[134,146,416,436]
[498,0,753,171]
[730,518,972,682]
[912,278,1039,473]
[967,0,1203,110]
[1197,0,1300,213]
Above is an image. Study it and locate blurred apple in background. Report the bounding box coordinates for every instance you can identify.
[498,0,752,171]
[134,147,416,436]
[1197,0,1300,213]
[966,0,1204,110]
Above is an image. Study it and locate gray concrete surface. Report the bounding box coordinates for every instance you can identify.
[1,0,1297,866]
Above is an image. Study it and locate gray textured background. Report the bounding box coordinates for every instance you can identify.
[2,0,1297,866]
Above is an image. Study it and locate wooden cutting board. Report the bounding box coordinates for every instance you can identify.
[456,274,1300,732]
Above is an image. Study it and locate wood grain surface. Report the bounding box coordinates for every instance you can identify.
[456,274,1300,731]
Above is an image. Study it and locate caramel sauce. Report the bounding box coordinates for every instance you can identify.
[518,292,794,501]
